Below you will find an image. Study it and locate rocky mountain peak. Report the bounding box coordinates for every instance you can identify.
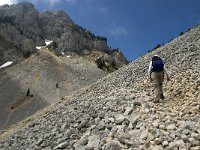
[0,2,127,66]
[14,2,35,11]
[39,9,74,25]
[4,2,36,17]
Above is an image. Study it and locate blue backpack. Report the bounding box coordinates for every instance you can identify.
[152,56,164,72]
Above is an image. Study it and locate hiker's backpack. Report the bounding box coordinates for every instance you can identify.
[151,56,164,72]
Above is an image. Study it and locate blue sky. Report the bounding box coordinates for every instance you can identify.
[1,0,200,61]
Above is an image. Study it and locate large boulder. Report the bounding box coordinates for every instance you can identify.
[95,55,118,72]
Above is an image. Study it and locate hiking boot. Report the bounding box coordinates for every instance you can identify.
[160,94,164,99]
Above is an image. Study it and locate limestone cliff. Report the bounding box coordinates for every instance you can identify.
[0,2,127,65]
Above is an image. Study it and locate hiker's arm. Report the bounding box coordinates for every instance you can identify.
[148,61,153,80]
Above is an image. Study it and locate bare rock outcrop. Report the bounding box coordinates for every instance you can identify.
[0,2,44,64]
[39,10,109,54]
[0,2,127,66]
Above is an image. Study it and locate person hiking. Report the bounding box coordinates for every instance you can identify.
[148,55,170,102]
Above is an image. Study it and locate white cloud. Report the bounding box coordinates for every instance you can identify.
[27,0,62,7]
[65,0,77,5]
[39,0,77,6]
[0,0,17,5]
[48,0,61,6]
[108,24,128,39]
[99,7,108,15]
[0,0,78,7]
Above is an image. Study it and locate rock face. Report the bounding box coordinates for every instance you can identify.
[0,22,199,150]
[39,10,109,54]
[0,3,44,64]
[0,2,127,65]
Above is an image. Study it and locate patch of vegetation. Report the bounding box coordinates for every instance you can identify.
[148,44,162,53]
[179,32,184,36]
[0,16,15,25]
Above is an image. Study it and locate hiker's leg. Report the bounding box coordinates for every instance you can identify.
[152,72,160,101]
[158,71,164,99]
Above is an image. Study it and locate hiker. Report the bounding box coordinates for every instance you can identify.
[148,55,170,102]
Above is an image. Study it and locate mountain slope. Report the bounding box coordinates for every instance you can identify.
[0,25,199,149]
[0,48,107,131]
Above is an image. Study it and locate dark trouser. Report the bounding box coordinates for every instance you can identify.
[152,71,164,101]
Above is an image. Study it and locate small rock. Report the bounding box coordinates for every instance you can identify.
[189,138,200,147]
[197,105,200,111]
[108,117,115,123]
[162,141,168,147]
[166,124,176,130]
[79,137,88,146]
[154,138,162,145]
[168,141,177,149]
[36,138,44,146]
[152,121,159,128]
[64,129,72,139]
[53,141,68,149]
[118,133,132,146]
[115,114,125,125]
[182,129,191,135]
[191,132,200,141]
[190,146,200,150]
[136,122,143,129]
[152,145,164,150]
[181,134,189,142]
[134,101,142,106]
[87,135,100,148]
[95,117,101,124]
[140,128,149,141]
[61,123,70,131]
[103,140,121,150]
[124,106,133,115]
[77,120,88,130]
[159,124,165,130]
[168,140,185,149]
[96,121,106,130]
[144,141,150,148]
[169,132,176,139]
[147,132,155,141]
[185,121,196,130]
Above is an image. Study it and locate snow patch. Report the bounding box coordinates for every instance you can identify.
[36,46,45,50]
[36,40,53,50]
[0,61,13,69]
[61,52,64,56]
[45,40,53,46]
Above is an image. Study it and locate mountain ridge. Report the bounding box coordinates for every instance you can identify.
[0,2,127,65]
